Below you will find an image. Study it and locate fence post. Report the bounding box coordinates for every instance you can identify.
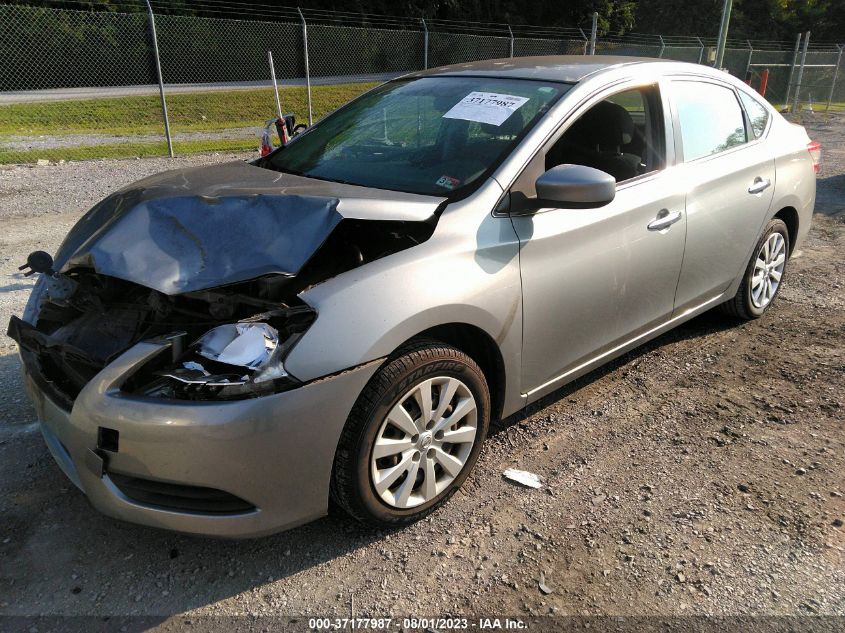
[696,37,705,64]
[714,0,733,68]
[791,31,810,113]
[508,24,514,58]
[745,40,754,80]
[825,44,843,112]
[579,28,588,55]
[145,0,173,158]
[658,35,665,58]
[268,51,283,121]
[784,33,802,108]
[421,18,429,69]
[297,7,313,126]
[589,12,597,55]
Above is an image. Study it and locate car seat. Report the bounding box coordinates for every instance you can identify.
[547,101,642,182]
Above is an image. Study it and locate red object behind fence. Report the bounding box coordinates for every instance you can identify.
[758,69,769,97]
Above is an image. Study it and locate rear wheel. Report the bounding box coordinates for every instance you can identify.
[330,340,490,527]
[720,218,790,320]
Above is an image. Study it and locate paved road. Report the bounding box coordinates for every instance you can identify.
[0,72,403,104]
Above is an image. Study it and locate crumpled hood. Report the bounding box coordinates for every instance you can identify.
[55,161,445,295]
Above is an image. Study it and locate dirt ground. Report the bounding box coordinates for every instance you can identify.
[0,116,843,624]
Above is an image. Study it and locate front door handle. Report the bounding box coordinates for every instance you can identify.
[647,209,683,231]
[748,177,771,194]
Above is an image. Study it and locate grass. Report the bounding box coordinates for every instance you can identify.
[770,101,845,113]
[0,82,378,163]
[0,83,377,136]
[0,138,259,164]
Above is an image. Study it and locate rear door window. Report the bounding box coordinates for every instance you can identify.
[738,91,770,139]
[672,81,747,161]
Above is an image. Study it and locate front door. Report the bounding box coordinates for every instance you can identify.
[509,84,687,396]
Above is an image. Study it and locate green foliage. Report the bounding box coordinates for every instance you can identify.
[0,83,378,136]
[0,138,256,164]
[633,0,843,40]
[2,0,839,41]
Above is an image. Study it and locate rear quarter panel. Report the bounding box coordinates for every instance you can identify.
[769,115,816,251]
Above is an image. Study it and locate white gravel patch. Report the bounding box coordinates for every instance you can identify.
[0,151,252,220]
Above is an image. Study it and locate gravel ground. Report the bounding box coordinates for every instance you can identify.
[0,117,843,622]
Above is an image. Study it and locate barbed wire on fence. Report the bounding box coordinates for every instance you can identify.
[0,2,842,165]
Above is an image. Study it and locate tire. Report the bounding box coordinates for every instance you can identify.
[330,339,491,527]
[720,218,790,320]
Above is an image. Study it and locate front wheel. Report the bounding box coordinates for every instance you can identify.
[330,340,490,527]
[720,218,790,320]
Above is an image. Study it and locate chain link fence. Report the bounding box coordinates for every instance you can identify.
[0,2,842,165]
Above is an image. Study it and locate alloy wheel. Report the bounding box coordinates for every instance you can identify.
[370,376,478,509]
[750,232,786,309]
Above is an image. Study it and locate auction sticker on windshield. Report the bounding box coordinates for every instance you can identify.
[443,92,530,126]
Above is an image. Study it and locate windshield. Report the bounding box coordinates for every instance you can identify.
[265,77,569,197]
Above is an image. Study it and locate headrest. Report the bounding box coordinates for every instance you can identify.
[568,100,634,149]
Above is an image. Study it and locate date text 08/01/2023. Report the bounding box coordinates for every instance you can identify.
[307,617,528,630]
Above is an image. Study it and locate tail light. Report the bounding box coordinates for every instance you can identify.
[807,140,821,173]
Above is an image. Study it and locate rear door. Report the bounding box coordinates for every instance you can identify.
[668,78,776,311]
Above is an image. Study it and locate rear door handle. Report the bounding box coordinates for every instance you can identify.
[647,209,683,231]
[748,177,771,194]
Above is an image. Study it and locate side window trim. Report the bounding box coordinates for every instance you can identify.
[507,80,669,209]
[736,88,773,141]
[668,76,750,164]
[658,76,682,168]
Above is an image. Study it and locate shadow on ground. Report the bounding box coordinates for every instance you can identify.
[814,174,845,216]
[493,309,741,435]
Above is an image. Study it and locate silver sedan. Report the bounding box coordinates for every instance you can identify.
[9,56,818,536]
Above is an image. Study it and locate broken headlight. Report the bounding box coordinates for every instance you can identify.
[139,322,300,400]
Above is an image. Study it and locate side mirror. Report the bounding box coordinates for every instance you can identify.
[534,164,616,208]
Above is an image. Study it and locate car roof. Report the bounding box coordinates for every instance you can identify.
[404,55,673,84]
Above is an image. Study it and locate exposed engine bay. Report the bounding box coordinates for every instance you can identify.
[9,267,316,407]
[9,218,435,409]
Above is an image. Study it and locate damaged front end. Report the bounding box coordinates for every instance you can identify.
[8,160,443,410]
[9,267,316,407]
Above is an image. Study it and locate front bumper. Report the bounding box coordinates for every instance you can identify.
[23,339,380,538]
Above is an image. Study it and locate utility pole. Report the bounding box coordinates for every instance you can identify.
[713,0,733,69]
